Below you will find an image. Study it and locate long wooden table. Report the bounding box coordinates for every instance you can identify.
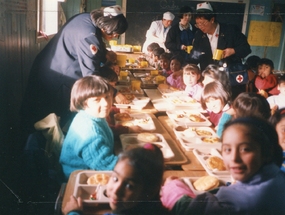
[61,170,207,214]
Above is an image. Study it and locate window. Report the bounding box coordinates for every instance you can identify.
[37,0,64,42]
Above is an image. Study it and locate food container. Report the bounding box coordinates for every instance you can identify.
[120,133,175,159]
[73,171,112,204]
[115,113,155,131]
[173,126,221,151]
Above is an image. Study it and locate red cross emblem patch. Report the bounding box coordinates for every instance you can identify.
[236,74,244,83]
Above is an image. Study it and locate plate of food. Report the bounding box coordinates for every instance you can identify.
[114,113,156,131]
[166,110,212,127]
[114,95,150,110]
[164,95,201,109]
[119,133,175,159]
[157,84,185,97]
[173,126,221,151]
[181,175,231,195]
[116,86,144,95]
[193,148,230,177]
[73,171,112,204]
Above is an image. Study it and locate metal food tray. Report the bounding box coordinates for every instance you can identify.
[193,148,230,177]
[173,126,221,151]
[115,113,156,131]
[119,133,175,159]
[164,95,202,109]
[166,110,212,127]
[73,171,112,204]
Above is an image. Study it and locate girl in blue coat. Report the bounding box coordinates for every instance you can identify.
[161,117,285,214]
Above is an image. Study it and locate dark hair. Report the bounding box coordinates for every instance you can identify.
[90,9,128,35]
[170,54,184,66]
[233,92,271,119]
[117,143,164,198]
[147,43,160,52]
[159,52,172,61]
[222,117,283,167]
[178,5,193,19]
[269,108,285,128]
[245,55,261,70]
[97,66,118,83]
[202,64,231,95]
[257,58,274,69]
[152,47,165,57]
[200,81,230,110]
[70,75,112,112]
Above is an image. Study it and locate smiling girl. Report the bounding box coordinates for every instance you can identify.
[161,117,285,214]
[183,64,203,101]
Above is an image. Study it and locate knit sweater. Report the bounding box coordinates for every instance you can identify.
[60,110,117,181]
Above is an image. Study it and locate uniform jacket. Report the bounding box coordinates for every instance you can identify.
[188,23,251,71]
[20,13,107,131]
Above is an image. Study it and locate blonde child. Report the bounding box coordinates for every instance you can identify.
[269,108,285,172]
[161,117,285,214]
[255,58,279,97]
[166,55,185,90]
[200,81,231,127]
[63,144,172,215]
[60,76,118,181]
[183,64,203,101]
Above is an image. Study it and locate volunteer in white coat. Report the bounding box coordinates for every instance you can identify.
[142,11,175,53]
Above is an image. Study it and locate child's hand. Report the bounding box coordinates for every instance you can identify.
[129,125,144,133]
[62,195,83,215]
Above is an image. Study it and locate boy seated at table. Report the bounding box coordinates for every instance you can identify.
[255,58,279,98]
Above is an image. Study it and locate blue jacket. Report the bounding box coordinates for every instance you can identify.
[172,163,285,214]
[60,111,117,181]
[20,13,107,131]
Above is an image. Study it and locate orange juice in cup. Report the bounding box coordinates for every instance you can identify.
[120,70,129,80]
[155,75,166,84]
[117,54,127,67]
[150,70,159,76]
[140,60,148,68]
[131,80,141,91]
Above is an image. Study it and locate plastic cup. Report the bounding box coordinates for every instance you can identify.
[140,61,148,68]
[186,45,193,54]
[117,55,127,67]
[213,49,223,60]
[155,75,166,84]
[150,70,159,76]
[132,45,141,52]
[131,80,141,91]
[109,40,117,46]
[120,70,129,80]
[128,58,135,64]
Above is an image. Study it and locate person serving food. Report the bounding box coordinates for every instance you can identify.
[20,5,128,133]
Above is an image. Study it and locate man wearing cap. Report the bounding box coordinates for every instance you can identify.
[20,5,129,133]
[188,2,251,71]
[142,11,175,53]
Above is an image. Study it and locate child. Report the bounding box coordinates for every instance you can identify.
[216,92,271,137]
[63,144,172,215]
[267,75,285,112]
[152,47,165,69]
[59,76,118,181]
[161,117,285,214]
[200,81,231,127]
[166,55,185,90]
[255,58,279,98]
[202,64,232,98]
[244,55,261,93]
[269,108,285,172]
[98,66,144,137]
[159,52,172,77]
[183,64,203,101]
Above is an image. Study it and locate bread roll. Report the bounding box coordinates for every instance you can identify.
[87,173,110,185]
[206,156,226,171]
[193,175,219,191]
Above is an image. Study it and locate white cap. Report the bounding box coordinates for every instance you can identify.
[163,11,175,21]
[103,5,123,17]
[196,2,213,12]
